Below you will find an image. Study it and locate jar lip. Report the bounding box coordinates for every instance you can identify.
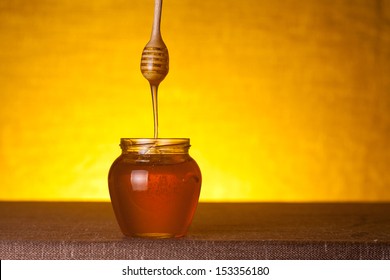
[120,138,190,145]
[120,138,191,154]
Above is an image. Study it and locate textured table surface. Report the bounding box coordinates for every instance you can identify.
[0,202,389,259]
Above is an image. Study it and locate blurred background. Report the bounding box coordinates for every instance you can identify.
[0,0,389,202]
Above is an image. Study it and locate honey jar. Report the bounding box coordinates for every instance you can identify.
[108,138,202,238]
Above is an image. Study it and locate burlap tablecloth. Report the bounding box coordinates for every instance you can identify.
[1,202,389,259]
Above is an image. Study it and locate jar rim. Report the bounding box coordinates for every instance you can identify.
[120,138,189,144]
[120,138,191,154]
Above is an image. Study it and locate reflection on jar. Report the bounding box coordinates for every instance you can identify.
[131,170,149,191]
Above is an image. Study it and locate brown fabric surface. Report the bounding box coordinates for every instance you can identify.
[0,202,389,259]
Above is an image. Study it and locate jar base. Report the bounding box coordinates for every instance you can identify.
[127,232,185,239]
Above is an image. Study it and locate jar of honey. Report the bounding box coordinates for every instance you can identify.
[108,138,202,238]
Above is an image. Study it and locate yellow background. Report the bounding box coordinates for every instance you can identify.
[1,0,389,202]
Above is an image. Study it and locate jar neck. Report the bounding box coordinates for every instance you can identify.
[120,138,190,155]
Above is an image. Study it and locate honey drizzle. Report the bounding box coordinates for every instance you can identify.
[151,84,159,139]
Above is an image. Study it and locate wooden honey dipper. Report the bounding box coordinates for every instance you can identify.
[140,0,169,85]
[140,0,169,138]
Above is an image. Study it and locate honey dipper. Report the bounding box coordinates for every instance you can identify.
[140,0,169,139]
[140,0,169,86]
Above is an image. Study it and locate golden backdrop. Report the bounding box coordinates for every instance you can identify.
[1,0,389,201]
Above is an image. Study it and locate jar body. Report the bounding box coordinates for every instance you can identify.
[108,138,201,238]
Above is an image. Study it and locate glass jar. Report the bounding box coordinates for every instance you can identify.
[108,138,202,238]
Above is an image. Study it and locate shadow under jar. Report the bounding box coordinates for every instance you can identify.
[108,138,202,238]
